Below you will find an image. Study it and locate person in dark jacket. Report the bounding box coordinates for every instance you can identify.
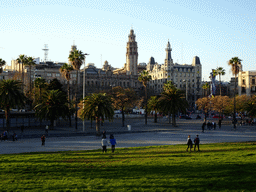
[194,135,200,151]
[109,134,117,153]
[202,122,206,133]
[41,135,46,146]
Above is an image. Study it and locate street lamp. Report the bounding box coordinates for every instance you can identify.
[83,53,89,132]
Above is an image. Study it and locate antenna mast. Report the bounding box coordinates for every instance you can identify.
[42,44,49,62]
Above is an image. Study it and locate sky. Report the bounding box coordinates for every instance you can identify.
[1,0,256,82]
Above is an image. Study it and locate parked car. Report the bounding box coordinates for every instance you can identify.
[179,115,192,119]
[196,115,201,119]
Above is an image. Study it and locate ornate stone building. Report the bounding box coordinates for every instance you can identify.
[147,41,202,106]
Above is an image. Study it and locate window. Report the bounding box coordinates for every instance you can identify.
[192,74,194,77]
[56,74,60,77]
[242,79,245,85]
[252,79,255,85]
[72,74,77,78]
[47,73,51,77]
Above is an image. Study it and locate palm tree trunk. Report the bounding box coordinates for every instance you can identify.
[168,111,171,124]
[172,111,176,126]
[122,107,125,127]
[5,108,10,132]
[29,66,32,93]
[219,74,222,96]
[67,80,72,127]
[145,85,148,125]
[233,74,237,129]
[22,63,24,93]
[75,70,78,130]
[96,117,100,135]
[154,110,157,123]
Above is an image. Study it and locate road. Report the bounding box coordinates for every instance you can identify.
[1,125,256,154]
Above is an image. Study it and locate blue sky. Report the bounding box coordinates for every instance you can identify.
[1,0,256,82]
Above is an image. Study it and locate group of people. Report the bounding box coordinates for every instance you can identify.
[101,131,117,153]
[202,120,222,132]
[1,131,18,141]
[186,135,200,152]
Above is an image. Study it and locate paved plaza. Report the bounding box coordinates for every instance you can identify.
[1,116,256,154]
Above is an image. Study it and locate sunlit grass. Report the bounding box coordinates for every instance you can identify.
[0,142,256,191]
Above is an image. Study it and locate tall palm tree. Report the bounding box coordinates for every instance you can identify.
[59,63,74,103]
[59,63,74,127]
[159,81,188,126]
[0,80,25,132]
[34,89,69,127]
[68,49,85,130]
[138,70,152,125]
[24,56,36,93]
[78,93,114,135]
[228,57,242,129]
[0,58,6,74]
[213,67,226,95]
[16,55,28,92]
[147,96,160,123]
[202,82,210,97]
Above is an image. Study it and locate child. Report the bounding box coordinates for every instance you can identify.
[41,135,46,146]
[186,135,193,152]
[109,134,117,153]
[101,136,108,153]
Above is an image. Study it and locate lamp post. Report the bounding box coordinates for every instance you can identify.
[83,53,89,132]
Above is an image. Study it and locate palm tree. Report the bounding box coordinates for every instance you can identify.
[24,56,36,93]
[78,93,114,135]
[228,57,242,129]
[16,55,28,92]
[159,81,188,126]
[59,63,74,127]
[0,58,6,74]
[138,70,152,125]
[202,82,210,97]
[147,96,160,123]
[69,49,85,130]
[213,67,226,95]
[59,63,74,103]
[0,80,25,132]
[34,90,69,128]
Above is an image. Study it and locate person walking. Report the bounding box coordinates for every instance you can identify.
[101,136,108,153]
[186,135,193,152]
[109,134,117,153]
[202,122,206,133]
[41,135,46,146]
[194,135,200,151]
[213,122,216,130]
[218,119,222,129]
[45,125,49,136]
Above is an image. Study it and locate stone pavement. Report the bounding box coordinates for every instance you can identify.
[1,115,255,140]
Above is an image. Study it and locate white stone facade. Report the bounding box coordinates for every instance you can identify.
[147,41,202,106]
[238,70,256,96]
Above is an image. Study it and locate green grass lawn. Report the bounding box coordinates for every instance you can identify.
[1,142,256,192]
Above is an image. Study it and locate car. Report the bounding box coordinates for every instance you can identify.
[196,115,201,119]
[179,115,192,119]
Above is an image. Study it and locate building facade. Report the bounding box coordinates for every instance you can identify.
[147,41,202,106]
[238,71,256,96]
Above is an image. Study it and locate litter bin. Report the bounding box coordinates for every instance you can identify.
[127,125,131,131]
